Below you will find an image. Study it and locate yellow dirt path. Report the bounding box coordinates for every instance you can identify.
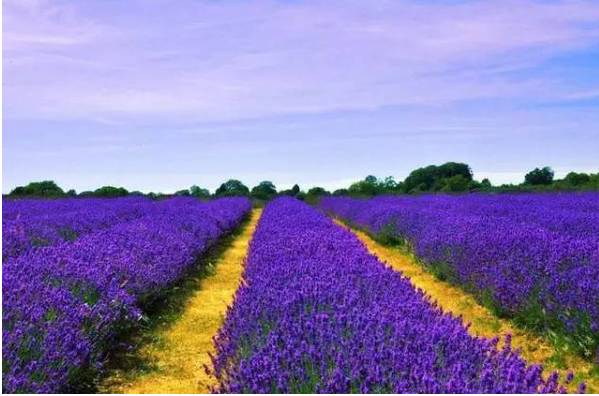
[104,209,261,394]
[339,221,598,393]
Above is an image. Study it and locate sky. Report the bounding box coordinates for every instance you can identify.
[3,0,599,193]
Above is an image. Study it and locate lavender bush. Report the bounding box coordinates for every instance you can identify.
[2,197,155,259]
[321,193,599,361]
[2,197,251,393]
[211,198,566,393]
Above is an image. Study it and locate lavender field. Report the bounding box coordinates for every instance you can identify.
[2,197,251,393]
[211,198,566,393]
[321,193,599,362]
[2,193,597,393]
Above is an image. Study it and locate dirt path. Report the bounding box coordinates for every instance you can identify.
[102,209,261,394]
[339,221,598,393]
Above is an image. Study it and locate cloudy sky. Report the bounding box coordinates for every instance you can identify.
[3,0,599,193]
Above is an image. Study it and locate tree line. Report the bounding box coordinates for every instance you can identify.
[6,162,599,200]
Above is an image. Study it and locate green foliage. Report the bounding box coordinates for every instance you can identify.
[9,181,65,197]
[66,189,77,197]
[93,186,129,197]
[304,186,330,204]
[403,162,473,193]
[175,189,191,197]
[332,188,349,196]
[524,166,554,185]
[214,179,250,197]
[349,175,380,196]
[480,178,492,190]
[251,181,277,201]
[279,184,301,197]
[440,174,470,192]
[348,175,401,196]
[190,185,210,199]
[306,186,330,197]
[564,172,591,186]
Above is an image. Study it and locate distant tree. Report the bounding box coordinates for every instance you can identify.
[480,178,492,189]
[524,167,554,185]
[79,190,95,197]
[129,191,146,197]
[380,176,398,192]
[295,191,307,201]
[93,186,129,197]
[9,180,65,197]
[304,186,330,204]
[251,181,277,201]
[402,165,438,192]
[563,172,590,187]
[403,162,473,193]
[214,179,250,197]
[333,188,349,196]
[279,184,301,197]
[307,186,330,196]
[440,175,470,192]
[66,189,77,197]
[348,175,380,196]
[175,189,191,196]
[437,162,473,181]
[189,185,210,199]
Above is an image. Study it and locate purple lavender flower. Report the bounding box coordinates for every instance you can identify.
[2,196,251,393]
[211,197,561,393]
[321,193,599,360]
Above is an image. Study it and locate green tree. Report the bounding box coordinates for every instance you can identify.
[305,186,330,204]
[524,167,554,185]
[214,179,250,197]
[251,181,277,200]
[279,184,301,197]
[403,162,473,193]
[380,176,398,192]
[307,186,330,196]
[440,175,470,192]
[79,190,94,197]
[66,189,77,197]
[9,180,65,197]
[333,188,349,196]
[291,184,300,195]
[348,175,380,196]
[93,186,129,197]
[189,185,210,199]
[175,189,191,196]
[563,172,590,187]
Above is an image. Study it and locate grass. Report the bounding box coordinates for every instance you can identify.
[97,209,261,394]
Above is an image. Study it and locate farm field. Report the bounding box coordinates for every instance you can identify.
[2,193,597,393]
[321,193,599,361]
[2,197,251,393]
[5,0,599,393]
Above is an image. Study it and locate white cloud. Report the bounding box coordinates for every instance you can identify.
[4,0,599,124]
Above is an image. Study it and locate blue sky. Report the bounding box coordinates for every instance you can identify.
[3,0,599,193]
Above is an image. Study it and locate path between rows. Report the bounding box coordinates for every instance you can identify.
[338,221,598,393]
[103,208,262,394]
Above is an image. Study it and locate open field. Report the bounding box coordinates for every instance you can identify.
[321,193,599,364]
[2,193,597,393]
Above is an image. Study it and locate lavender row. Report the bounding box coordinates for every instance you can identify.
[2,197,156,259]
[320,193,599,361]
[2,197,251,393]
[211,198,566,393]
